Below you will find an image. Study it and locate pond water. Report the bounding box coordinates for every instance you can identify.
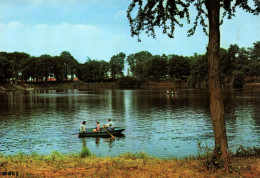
[0,87,259,158]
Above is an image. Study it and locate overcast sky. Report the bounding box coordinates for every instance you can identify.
[0,0,259,64]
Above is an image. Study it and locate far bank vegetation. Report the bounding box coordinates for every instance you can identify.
[0,41,259,88]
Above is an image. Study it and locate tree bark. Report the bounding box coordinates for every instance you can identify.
[206,0,230,168]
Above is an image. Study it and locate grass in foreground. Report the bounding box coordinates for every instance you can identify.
[0,149,259,178]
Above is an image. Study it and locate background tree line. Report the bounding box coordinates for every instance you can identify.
[0,41,259,87]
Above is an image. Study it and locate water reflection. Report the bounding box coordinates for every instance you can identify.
[103,138,115,149]
[81,138,87,147]
[0,87,259,158]
[95,137,100,146]
[79,137,117,153]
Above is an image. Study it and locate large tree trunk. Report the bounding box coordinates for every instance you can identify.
[207,0,230,167]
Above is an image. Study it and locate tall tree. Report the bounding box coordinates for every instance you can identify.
[0,55,12,83]
[21,56,36,82]
[59,51,78,81]
[168,55,191,80]
[52,56,66,83]
[110,52,126,80]
[8,52,30,82]
[126,51,153,78]
[147,55,167,79]
[39,54,54,82]
[247,41,260,76]
[127,0,260,168]
[188,54,208,87]
[81,59,101,82]
[250,41,260,61]
[99,60,110,80]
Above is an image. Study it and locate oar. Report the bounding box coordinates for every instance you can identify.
[102,126,115,139]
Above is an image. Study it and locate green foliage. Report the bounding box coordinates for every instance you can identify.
[168,55,191,80]
[197,140,213,159]
[110,52,126,80]
[0,55,13,83]
[59,51,79,81]
[118,76,143,88]
[146,56,168,80]
[80,59,109,82]
[126,51,153,80]
[0,40,259,86]
[250,41,260,61]
[126,51,152,79]
[234,146,260,157]
[127,0,259,42]
[188,55,208,87]
[80,146,91,158]
[204,154,225,170]
[247,61,260,76]
[232,70,244,88]
[220,48,233,76]
[118,152,151,160]
[196,141,225,169]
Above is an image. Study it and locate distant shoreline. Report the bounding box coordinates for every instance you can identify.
[0,81,260,92]
[0,81,181,91]
[245,83,260,86]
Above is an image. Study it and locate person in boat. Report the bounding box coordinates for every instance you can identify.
[103,119,114,131]
[93,121,100,132]
[79,121,87,133]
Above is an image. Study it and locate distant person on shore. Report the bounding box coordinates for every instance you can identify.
[93,121,100,132]
[103,119,114,131]
[79,121,87,133]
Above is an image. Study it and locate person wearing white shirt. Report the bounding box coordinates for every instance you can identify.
[103,119,114,131]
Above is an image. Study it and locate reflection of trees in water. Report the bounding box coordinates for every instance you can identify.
[0,90,80,117]
[1,91,25,112]
[111,90,126,120]
[224,88,260,148]
[103,90,127,128]
[224,88,259,126]
[111,90,125,110]
[131,89,210,115]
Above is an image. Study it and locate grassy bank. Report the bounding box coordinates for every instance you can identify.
[1,150,259,177]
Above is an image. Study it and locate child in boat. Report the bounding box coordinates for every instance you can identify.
[93,121,100,132]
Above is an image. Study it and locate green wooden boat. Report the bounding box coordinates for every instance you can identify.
[78,127,125,138]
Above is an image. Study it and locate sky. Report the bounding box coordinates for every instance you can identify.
[0,0,259,64]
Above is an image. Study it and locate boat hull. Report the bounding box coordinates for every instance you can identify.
[78,127,125,137]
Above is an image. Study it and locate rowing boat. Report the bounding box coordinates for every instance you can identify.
[78,127,125,137]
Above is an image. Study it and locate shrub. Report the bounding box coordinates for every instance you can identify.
[233,70,244,88]
[80,146,91,158]
[234,146,260,157]
[118,76,143,88]
[119,152,151,159]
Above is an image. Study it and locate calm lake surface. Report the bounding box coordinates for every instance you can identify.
[0,87,259,158]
